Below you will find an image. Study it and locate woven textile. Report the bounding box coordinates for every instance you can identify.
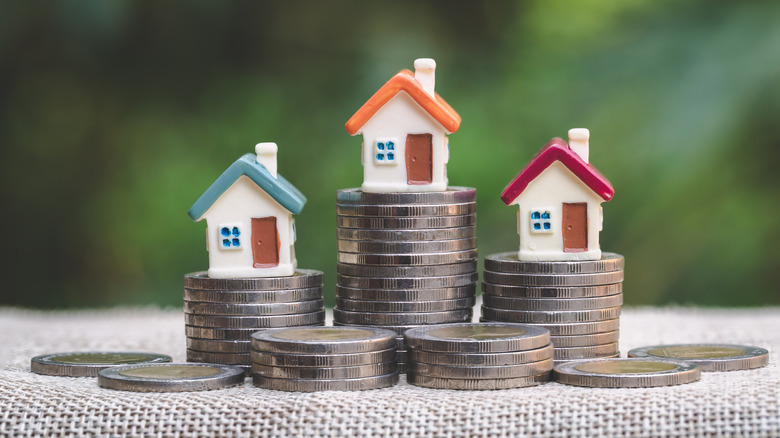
[1,306,778,437]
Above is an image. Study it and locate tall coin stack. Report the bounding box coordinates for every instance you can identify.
[183,270,325,372]
[334,188,479,372]
[480,253,624,364]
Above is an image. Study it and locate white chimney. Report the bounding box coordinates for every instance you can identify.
[414,58,436,97]
[568,128,590,163]
[255,142,278,178]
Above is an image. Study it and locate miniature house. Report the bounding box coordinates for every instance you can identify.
[345,58,461,193]
[500,129,614,261]
[188,143,306,278]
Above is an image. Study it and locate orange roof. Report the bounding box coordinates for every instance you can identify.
[345,69,461,135]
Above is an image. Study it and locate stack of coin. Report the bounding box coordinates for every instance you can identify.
[405,323,553,390]
[184,270,325,372]
[250,326,399,392]
[480,252,624,364]
[334,188,479,371]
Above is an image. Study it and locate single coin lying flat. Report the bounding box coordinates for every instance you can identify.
[627,344,769,372]
[98,363,245,392]
[31,352,172,377]
[554,358,700,388]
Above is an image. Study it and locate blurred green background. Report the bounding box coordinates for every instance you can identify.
[2,1,779,309]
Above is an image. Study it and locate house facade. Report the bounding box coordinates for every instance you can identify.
[501,129,614,261]
[188,143,306,278]
[345,58,461,193]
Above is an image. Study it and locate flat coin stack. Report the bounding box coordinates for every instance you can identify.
[480,252,624,364]
[334,188,479,372]
[184,270,325,372]
[405,323,553,390]
[250,326,399,392]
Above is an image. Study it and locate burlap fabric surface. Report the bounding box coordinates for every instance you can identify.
[1,305,778,437]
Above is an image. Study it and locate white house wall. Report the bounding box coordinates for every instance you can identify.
[359,92,448,192]
[202,176,296,278]
[509,162,604,261]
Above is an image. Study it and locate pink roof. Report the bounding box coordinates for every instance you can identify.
[500,137,615,205]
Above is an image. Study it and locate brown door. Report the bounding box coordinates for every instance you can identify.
[251,217,279,268]
[562,203,588,253]
[405,133,433,185]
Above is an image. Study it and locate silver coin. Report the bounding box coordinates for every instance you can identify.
[396,336,406,349]
[338,250,478,266]
[483,270,624,287]
[553,343,620,360]
[627,344,770,372]
[553,358,701,388]
[407,372,550,390]
[404,323,550,353]
[482,294,623,311]
[337,215,476,229]
[480,306,621,324]
[332,322,425,337]
[550,331,620,348]
[183,287,323,304]
[553,353,620,368]
[337,238,477,254]
[183,300,324,316]
[410,344,554,366]
[338,227,475,242]
[250,326,397,355]
[187,349,250,365]
[336,297,476,313]
[252,371,400,392]
[333,308,473,326]
[184,270,323,291]
[336,284,476,302]
[336,203,476,217]
[482,282,622,298]
[396,349,408,362]
[185,324,322,340]
[337,273,478,290]
[252,362,397,380]
[187,338,250,353]
[337,261,476,278]
[479,319,621,336]
[98,363,245,392]
[251,348,396,368]
[408,358,553,379]
[337,187,477,204]
[30,352,172,377]
[184,311,326,329]
[485,252,624,274]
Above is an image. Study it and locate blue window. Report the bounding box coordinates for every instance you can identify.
[374,139,398,165]
[530,209,553,234]
[218,223,243,249]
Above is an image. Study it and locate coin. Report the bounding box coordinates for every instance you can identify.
[482,282,622,299]
[550,331,620,348]
[483,270,624,287]
[338,238,477,254]
[187,349,250,365]
[332,322,424,337]
[337,187,476,205]
[337,215,476,229]
[250,326,397,355]
[553,353,620,368]
[553,358,701,388]
[251,348,397,368]
[97,363,245,392]
[183,300,324,316]
[337,273,478,290]
[410,344,554,366]
[627,344,770,372]
[485,252,624,274]
[336,297,476,313]
[187,338,250,353]
[338,250,478,266]
[337,227,475,242]
[336,284,476,302]
[479,319,621,336]
[184,270,323,291]
[186,325,324,341]
[404,323,550,353]
[480,306,621,324]
[337,261,477,278]
[183,287,323,304]
[184,311,326,328]
[553,343,620,360]
[406,372,550,390]
[408,358,553,379]
[30,352,172,377]
[336,203,476,217]
[252,371,400,392]
[333,308,473,325]
[482,294,623,311]
[252,362,397,379]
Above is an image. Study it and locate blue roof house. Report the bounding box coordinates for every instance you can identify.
[188,143,306,278]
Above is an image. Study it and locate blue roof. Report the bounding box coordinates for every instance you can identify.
[188,153,307,221]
